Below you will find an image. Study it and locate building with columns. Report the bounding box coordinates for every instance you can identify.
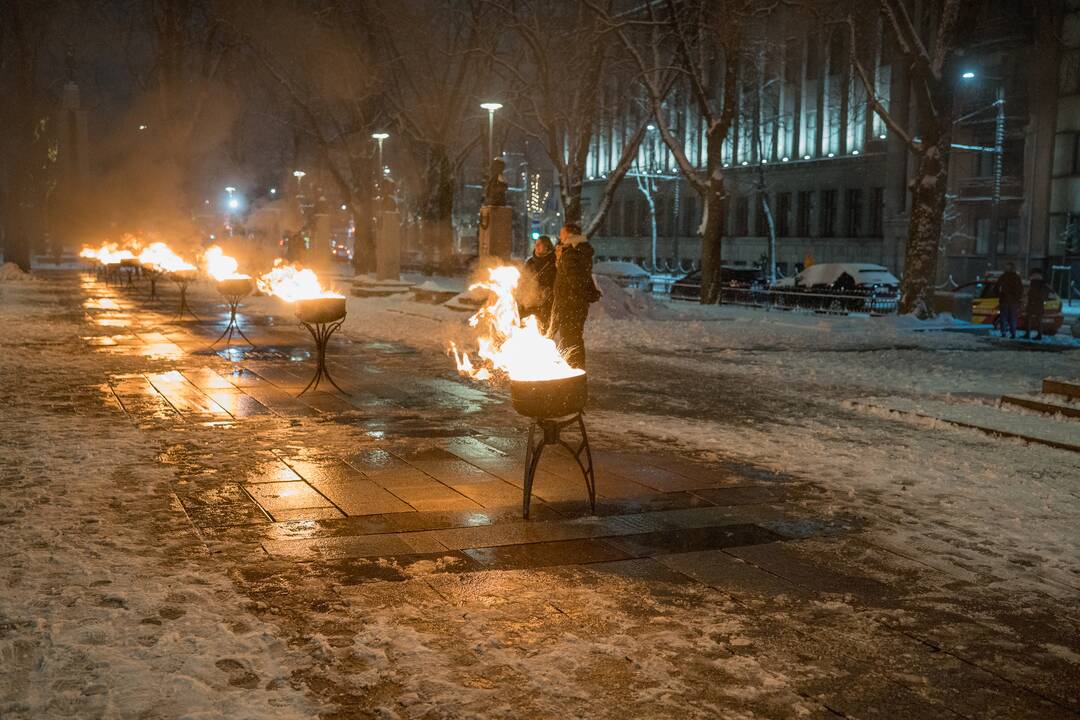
[579,2,1078,292]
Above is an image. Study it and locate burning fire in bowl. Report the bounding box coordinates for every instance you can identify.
[510,373,588,419]
[204,246,255,347]
[295,297,347,325]
[451,265,595,518]
[258,261,348,395]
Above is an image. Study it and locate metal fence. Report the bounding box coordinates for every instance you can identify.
[711,285,900,315]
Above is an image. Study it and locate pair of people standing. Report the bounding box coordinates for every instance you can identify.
[520,223,599,369]
[995,263,1048,340]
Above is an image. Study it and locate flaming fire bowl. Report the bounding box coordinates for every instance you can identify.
[168,269,200,321]
[217,277,254,298]
[169,269,198,283]
[511,374,588,419]
[513,373,595,519]
[211,277,256,348]
[295,297,347,325]
[295,297,349,396]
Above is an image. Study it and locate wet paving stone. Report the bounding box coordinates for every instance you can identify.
[690,485,783,506]
[603,524,784,558]
[309,479,415,516]
[463,537,632,570]
[318,550,483,585]
[243,481,334,513]
[261,531,446,560]
[182,502,271,528]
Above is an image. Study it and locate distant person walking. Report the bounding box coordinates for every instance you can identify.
[550,223,600,369]
[803,249,815,270]
[995,262,1024,339]
[1024,267,1048,341]
[520,235,556,332]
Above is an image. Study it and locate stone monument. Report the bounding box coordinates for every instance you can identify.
[478,158,512,260]
[310,195,333,270]
[375,178,401,280]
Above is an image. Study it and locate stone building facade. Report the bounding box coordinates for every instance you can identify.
[578,2,1077,291]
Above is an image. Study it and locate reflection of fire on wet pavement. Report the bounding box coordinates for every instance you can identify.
[34,269,1074,719]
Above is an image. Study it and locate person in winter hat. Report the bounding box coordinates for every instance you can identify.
[520,235,556,333]
[1023,267,1048,341]
[995,262,1024,339]
[550,223,600,369]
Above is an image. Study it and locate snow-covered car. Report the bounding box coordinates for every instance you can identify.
[592,261,651,290]
[770,263,900,312]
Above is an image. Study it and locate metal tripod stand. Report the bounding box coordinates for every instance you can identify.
[210,294,254,348]
[522,413,596,519]
[170,277,201,322]
[297,318,348,396]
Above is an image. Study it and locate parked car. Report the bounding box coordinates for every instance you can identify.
[669,266,765,301]
[771,262,900,312]
[592,261,652,290]
[957,274,1064,336]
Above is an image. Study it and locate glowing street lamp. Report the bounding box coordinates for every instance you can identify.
[371,132,389,176]
[480,102,503,162]
[225,186,239,211]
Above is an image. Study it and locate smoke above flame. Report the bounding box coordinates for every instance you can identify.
[451,265,582,383]
[256,259,343,302]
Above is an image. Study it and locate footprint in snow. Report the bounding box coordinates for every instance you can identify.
[215,658,261,689]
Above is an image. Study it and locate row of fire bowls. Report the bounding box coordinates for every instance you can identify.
[102,259,577,417]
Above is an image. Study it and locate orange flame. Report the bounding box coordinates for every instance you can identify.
[203,246,250,281]
[137,242,195,273]
[256,260,342,302]
[80,242,135,265]
[450,265,582,382]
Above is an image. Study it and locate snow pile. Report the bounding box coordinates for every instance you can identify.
[0,262,31,281]
[592,260,651,279]
[414,279,458,293]
[591,274,671,320]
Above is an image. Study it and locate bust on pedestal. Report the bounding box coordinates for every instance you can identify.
[478,158,512,261]
[375,178,401,280]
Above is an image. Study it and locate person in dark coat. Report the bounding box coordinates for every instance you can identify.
[995,262,1024,339]
[1023,268,1048,341]
[520,235,556,332]
[550,223,600,369]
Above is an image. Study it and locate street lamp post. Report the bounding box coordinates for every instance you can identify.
[480,102,503,163]
[960,72,1006,270]
[989,83,1005,270]
[371,132,389,180]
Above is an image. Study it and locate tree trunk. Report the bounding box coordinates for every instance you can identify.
[351,196,375,275]
[699,129,727,304]
[899,143,948,316]
[422,147,455,271]
[762,195,777,285]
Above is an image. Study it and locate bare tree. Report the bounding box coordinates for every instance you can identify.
[240,0,384,271]
[374,0,494,269]
[488,0,648,238]
[598,0,751,304]
[846,0,978,315]
[0,1,65,270]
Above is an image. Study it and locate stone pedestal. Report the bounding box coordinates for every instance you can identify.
[478,205,513,261]
[310,195,333,271]
[376,211,401,280]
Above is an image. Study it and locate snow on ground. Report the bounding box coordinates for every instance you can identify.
[0,262,33,281]
[0,282,315,719]
[589,404,1080,598]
